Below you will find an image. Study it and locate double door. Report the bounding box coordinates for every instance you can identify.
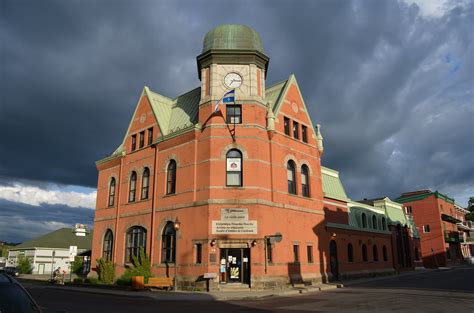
[220,248,250,284]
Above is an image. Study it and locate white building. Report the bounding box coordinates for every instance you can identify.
[7,224,92,275]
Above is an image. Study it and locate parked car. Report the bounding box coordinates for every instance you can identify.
[0,271,42,312]
[3,267,20,277]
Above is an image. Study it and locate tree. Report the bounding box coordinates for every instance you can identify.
[71,256,83,274]
[17,255,33,274]
[116,248,151,285]
[466,197,474,222]
[96,258,115,284]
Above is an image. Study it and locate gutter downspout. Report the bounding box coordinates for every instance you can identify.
[150,143,159,262]
[113,152,125,263]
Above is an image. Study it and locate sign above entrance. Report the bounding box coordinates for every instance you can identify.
[221,208,248,221]
[212,221,257,234]
[213,208,257,234]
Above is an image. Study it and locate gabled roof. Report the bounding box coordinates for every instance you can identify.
[265,79,287,108]
[99,87,201,163]
[11,228,92,250]
[321,166,349,202]
[270,74,318,134]
[145,86,201,135]
[100,74,314,163]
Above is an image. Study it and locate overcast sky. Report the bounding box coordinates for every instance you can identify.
[1,0,472,243]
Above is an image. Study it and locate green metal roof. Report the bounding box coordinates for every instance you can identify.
[98,78,298,163]
[145,86,200,135]
[265,79,287,108]
[383,204,407,226]
[395,190,455,204]
[321,166,349,201]
[202,24,264,53]
[371,197,421,238]
[11,228,92,250]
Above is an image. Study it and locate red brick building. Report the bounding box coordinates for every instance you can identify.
[91,24,419,289]
[395,190,469,268]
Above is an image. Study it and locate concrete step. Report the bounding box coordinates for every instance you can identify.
[217,283,250,291]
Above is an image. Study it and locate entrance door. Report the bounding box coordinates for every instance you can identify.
[38,264,45,275]
[220,248,250,284]
[329,240,339,280]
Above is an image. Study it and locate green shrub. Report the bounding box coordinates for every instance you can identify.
[71,257,83,274]
[73,277,84,283]
[96,258,115,285]
[17,255,33,274]
[84,277,99,284]
[116,248,151,285]
[115,276,132,286]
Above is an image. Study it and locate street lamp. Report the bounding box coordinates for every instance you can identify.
[173,218,181,291]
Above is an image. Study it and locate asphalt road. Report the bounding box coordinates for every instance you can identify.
[24,266,474,313]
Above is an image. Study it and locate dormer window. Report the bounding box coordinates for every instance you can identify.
[148,128,153,145]
[302,125,308,143]
[139,131,145,148]
[131,135,137,151]
[293,121,299,139]
[284,117,290,135]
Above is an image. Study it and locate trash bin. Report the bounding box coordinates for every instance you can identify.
[131,276,144,290]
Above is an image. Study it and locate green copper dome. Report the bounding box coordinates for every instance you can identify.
[202,24,264,53]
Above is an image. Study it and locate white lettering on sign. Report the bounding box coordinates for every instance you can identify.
[221,208,248,221]
[212,221,258,234]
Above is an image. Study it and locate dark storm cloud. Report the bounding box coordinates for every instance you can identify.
[0,199,94,242]
[1,0,472,208]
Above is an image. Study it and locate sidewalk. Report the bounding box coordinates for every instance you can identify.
[21,266,462,301]
[38,282,338,301]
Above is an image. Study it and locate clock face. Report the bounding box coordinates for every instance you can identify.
[224,72,243,89]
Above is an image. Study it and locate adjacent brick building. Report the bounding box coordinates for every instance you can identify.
[91,24,420,289]
[395,190,472,268]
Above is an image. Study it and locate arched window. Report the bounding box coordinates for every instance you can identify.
[141,168,150,199]
[102,229,113,261]
[108,178,116,207]
[347,243,354,262]
[125,226,146,263]
[361,213,367,228]
[166,160,176,194]
[287,160,297,195]
[226,149,242,186]
[301,165,310,197]
[129,171,137,202]
[372,215,377,230]
[161,221,176,263]
[362,244,368,262]
[383,245,388,261]
[382,217,387,230]
[373,245,379,262]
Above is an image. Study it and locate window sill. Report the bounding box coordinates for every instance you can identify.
[129,145,153,154]
[281,133,313,146]
[286,192,312,200]
[125,198,150,205]
[163,193,177,198]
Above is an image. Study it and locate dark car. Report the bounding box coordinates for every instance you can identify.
[3,266,20,277]
[0,271,42,312]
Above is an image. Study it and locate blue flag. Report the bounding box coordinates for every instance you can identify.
[214,89,235,112]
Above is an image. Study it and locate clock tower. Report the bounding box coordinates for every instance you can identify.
[196,24,269,106]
